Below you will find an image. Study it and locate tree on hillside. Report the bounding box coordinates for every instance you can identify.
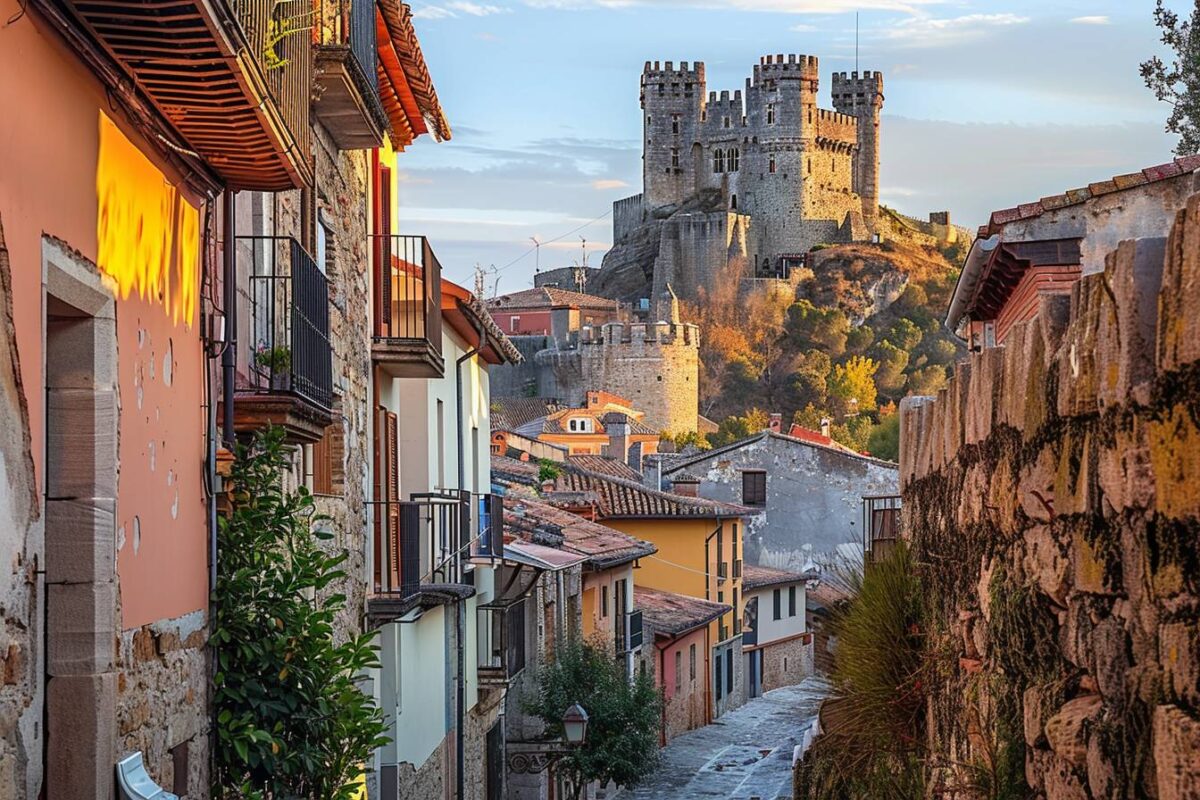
[1141,0,1200,155]
[524,640,661,799]
[709,409,770,447]
[828,356,879,416]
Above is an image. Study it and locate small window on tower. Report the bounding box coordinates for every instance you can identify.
[766,104,775,125]
[713,149,725,173]
[769,156,777,174]
[672,115,680,134]
[671,147,680,168]
[647,115,652,126]
[729,149,739,171]
[730,194,737,210]
[723,116,731,129]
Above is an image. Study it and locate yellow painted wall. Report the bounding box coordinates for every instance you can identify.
[605,516,745,646]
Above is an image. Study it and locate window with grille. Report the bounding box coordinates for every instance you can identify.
[742,471,766,505]
[713,149,725,173]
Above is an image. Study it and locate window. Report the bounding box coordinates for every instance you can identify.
[728,148,739,171]
[510,315,521,332]
[674,650,682,692]
[671,114,680,134]
[646,114,652,125]
[789,585,797,617]
[722,116,730,129]
[726,649,733,693]
[766,104,775,125]
[807,158,812,175]
[733,589,740,634]
[773,588,782,621]
[315,210,333,275]
[689,644,696,680]
[568,417,592,433]
[601,585,609,618]
[730,194,737,211]
[769,156,777,174]
[715,653,723,700]
[310,408,344,495]
[671,147,679,168]
[742,471,766,505]
[713,149,724,174]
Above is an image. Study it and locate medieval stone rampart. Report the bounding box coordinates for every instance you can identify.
[898,192,1200,798]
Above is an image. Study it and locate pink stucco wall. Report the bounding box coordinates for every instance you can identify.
[0,2,209,627]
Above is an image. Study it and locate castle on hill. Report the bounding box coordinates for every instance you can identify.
[602,54,886,315]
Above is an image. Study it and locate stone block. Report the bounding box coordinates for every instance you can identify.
[45,388,117,500]
[1058,275,1106,418]
[1090,617,1130,705]
[1160,622,1200,708]
[965,347,1002,445]
[1038,292,1073,361]
[1158,194,1200,373]
[898,395,934,488]
[1024,683,1052,747]
[1019,447,1057,525]
[1086,731,1117,800]
[44,498,116,584]
[1042,752,1091,800]
[1153,704,1200,800]
[44,314,117,391]
[46,672,117,800]
[1096,238,1166,410]
[1097,418,1156,515]
[1147,403,1200,520]
[1073,528,1118,596]
[46,580,116,675]
[1023,322,1053,438]
[1045,694,1102,767]
[998,320,1029,432]
[1023,524,1069,606]
[1054,429,1094,518]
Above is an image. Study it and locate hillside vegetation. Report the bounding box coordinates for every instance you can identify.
[687,236,967,458]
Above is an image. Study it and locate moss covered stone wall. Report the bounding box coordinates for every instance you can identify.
[898,192,1200,800]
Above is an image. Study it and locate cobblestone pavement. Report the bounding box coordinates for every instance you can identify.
[614,677,831,800]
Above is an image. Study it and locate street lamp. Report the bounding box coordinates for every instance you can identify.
[562,703,589,745]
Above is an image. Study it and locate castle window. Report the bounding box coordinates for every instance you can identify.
[769,156,777,174]
[510,315,521,332]
[729,148,739,171]
[713,149,725,173]
[723,116,731,129]
[672,114,680,134]
[671,147,679,167]
[766,104,775,125]
[647,115,652,126]
[730,194,737,210]
[807,158,811,175]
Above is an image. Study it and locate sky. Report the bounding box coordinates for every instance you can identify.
[394,0,1187,293]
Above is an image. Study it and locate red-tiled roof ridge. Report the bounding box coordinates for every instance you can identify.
[553,462,759,519]
[504,496,657,569]
[487,286,620,311]
[742,563,808,591]
[567,454,643,482]
[981,154,1200,238]
[634,586,731,637]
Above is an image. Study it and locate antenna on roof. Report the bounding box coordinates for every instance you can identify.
[530,236,541,273]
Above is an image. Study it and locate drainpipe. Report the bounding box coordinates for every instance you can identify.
[454,310,487,800]
[221,190,237,446]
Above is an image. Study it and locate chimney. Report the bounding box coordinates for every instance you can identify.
[606,413,630,463]
[820,417,831,438]
[768,413,783,433]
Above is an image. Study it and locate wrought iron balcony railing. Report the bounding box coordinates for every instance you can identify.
[312,0,386,148]
[477,600,528,686]
[371,235,444,377]
[239,236,334,413]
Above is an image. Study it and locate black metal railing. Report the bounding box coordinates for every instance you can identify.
[240,236,333,411]
[478,600,527,685]
[374,491,500,598]
[371,234,443,347]
[862,494,902,564]
[313,0,378,93]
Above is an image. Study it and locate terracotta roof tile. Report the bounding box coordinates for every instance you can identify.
[505,497,656,569]
[492,397,562,431]
[634,586,730,637]
[1175,153,1200,171]
[1143,161,1184,181]
[1088,179,1120,196]
[567,454,643,481]
[1065,187,1093,204]
[1038,193,1075,211]
[1017,202,1044,219]
[1112,171,1150,190]
[551,465,757,519]
[487,287,620,312]
[742,564,807,591]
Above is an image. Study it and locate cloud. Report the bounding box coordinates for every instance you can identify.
[523,0,945,13]
[413,0,509,17]
[1070,15,1110,25]
[591,178,629,190]
[872,13,1029,48]
[476,31,500,40]
[789,23,818,32]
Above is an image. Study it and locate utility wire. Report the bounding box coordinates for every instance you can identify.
[494,208,613,274]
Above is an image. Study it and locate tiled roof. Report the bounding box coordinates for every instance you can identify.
[981,155,1200,237]
[487,287,620,312]
[491,397,562,431]
[742,564,807,591]
[634,586,731,637]
[567,454,644,481]
[550,465,757,519]
[505,497,657,569]
[662,429,893,476]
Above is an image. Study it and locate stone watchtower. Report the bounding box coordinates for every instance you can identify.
[578,292,699,434]
[831,71,884,223]
[641,61,705,209]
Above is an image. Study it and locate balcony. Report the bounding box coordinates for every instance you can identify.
[863,494,901,568]
[368,491,500,626]
[64,0,313,189]
[372,235,444,378]
[227,236,333,443]
[312,0,387,149]
[477,600,527,687]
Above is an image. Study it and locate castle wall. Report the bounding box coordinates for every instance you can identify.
[652,212,751,311]
[612,195,645,244]
[579,322,699,434]
[641,62,705,209]
[832,71,883,222]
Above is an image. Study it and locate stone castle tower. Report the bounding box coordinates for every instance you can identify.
[578,285,699,434]
[607,54,884,313]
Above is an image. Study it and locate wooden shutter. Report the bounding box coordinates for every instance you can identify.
[385,410,400,590]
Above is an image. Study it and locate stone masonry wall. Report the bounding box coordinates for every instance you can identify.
[898,192,1200,799]
[760,633,814,694]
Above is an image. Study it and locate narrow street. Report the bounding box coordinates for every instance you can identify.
[614,678,831,800]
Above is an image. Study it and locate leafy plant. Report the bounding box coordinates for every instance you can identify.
[537,458,561,484]
[212,427,388,799]
[254,343,292,374]
[523,639,662,799]
[1141,0,1200,155]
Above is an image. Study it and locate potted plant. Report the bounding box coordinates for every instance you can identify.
[254,343,291,390]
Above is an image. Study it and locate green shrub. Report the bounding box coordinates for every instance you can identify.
[212,427,388,799]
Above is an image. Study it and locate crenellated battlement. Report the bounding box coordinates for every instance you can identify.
[831,70,885,105]
[642,60,706,85]
[579,321,700,349]
[752,53,819,87]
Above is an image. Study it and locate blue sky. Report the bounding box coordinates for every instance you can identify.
[395,0,1186,293]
